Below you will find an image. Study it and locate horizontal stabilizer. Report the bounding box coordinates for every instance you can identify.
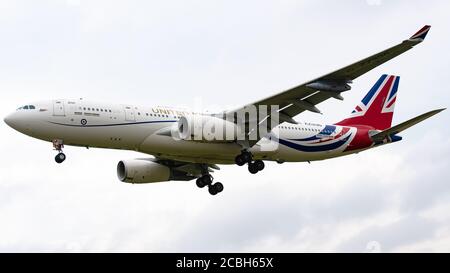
[371,108,445,142]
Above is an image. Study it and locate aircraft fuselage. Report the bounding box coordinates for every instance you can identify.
[4,99,382,164]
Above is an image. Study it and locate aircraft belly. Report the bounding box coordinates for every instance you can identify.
[39,120,158,149]
[139,134,242,159]
[275,145,345,162]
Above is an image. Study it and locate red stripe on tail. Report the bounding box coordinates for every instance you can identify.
[336,75,399,130]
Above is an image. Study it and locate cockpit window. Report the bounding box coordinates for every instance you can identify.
[17,105,36,111]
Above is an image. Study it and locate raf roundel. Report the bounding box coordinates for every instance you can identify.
[80,119,87,126]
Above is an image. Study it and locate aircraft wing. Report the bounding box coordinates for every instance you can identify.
[154,157,220,178]
[370,108,445,142]
[225,25,431,145]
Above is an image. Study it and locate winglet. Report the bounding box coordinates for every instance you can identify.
[409,25,431,41]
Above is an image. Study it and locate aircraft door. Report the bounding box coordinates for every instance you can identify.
[53,100,65,116]
[124,106,135,121]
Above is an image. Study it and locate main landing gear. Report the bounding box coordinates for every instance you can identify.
[52,139,66,164]
[196,173,224,196]
[234,150,265,174]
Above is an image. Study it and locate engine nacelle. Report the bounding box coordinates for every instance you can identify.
[117,159,171,183]
[177,115,241,141]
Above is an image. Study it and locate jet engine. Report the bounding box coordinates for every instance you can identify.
[177,115,241,142]
[117,159,171,183]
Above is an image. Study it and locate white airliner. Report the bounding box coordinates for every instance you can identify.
[4,25,444,195]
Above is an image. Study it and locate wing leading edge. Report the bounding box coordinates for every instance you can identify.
[226,25,431,146]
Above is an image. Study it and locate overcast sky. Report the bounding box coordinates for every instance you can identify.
[1,0,449,252]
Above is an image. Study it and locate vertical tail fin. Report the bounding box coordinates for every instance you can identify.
[336,74,400,130]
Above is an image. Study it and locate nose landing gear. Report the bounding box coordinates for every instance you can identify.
[52,139,66,164]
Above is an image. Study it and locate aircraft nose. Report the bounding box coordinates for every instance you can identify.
[4,113,14,127]
[4,110,35,135]
[4,112,24,132]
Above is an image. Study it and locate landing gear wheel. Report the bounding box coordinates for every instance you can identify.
[202,174,213,186]
[235,150,252,166]
[196,177,207,188]
[241,151,252,163]
[235,154,246,166]
[208,182,224,195]
[196,174,212,188]
[55,153,66,164]
[214,182,224,193]
[208,186,218,195]
[248,162,259,174]
[254,160,265,171]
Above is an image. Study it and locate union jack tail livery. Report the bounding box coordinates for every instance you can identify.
[336,74,399,130]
